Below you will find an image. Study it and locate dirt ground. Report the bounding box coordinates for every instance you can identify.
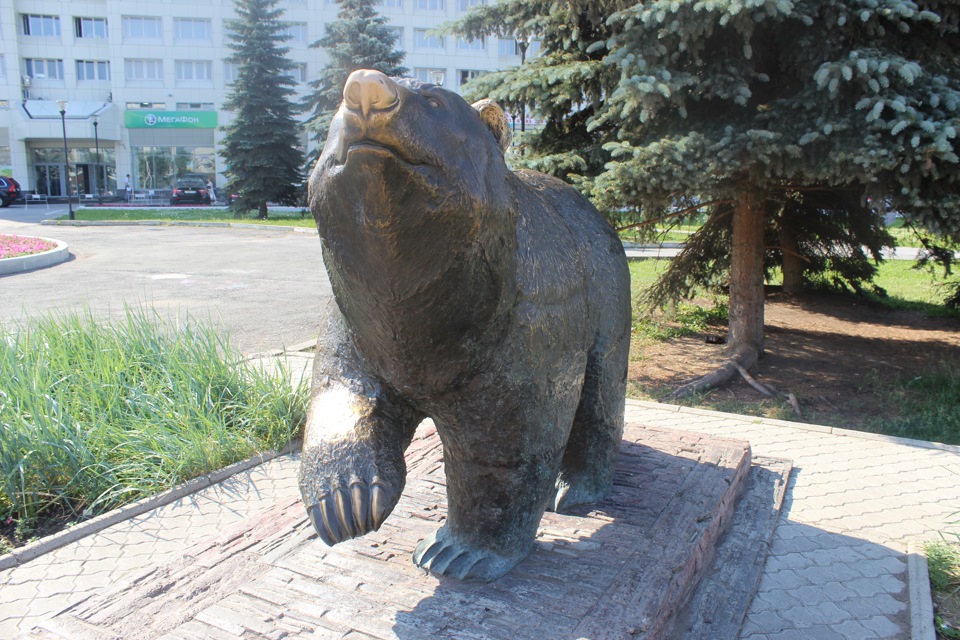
[629,291,960,434]
[934,590,960,640]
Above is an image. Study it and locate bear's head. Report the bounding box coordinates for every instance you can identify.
[308,70,515,283]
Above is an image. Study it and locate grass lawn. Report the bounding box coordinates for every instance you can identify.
[63,207,316,229]
[0,307,309,551]
[628,258,960,444]
[926,538,960,639]
[628,258,959,313]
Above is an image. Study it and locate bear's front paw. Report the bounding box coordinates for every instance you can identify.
[304,474,398,545]
[413,526,525,582]
[300,431,406,546]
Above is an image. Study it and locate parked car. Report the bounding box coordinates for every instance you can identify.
[170,177,211,206]
[0,177,23,207]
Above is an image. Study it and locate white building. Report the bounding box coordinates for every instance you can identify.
[0,0,533,199]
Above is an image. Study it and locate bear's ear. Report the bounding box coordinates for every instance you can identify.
[472,99,512,155]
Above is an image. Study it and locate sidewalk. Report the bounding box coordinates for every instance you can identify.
[3,394,958,638]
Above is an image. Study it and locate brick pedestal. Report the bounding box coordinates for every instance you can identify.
[31,422,769,640]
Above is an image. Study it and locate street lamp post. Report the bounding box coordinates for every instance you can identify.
[517,38,529,133]
[57,100,74,220]
[93,116,102,205]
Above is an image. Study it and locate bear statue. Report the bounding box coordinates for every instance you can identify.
[299,69,631,582]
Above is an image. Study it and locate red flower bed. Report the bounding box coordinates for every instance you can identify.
[0,234,57,259]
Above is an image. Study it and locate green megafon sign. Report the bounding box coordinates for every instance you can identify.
[124,111,218,129]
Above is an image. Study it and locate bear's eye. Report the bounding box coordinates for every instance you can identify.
[426,96,442,109]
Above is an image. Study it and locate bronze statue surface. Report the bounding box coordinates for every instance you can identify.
[300,69,631,581]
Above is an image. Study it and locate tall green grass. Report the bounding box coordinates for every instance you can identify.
[0,308,309,529]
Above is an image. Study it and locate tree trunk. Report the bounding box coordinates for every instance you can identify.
[665,190,767,400]
[258,202,268,220]
[780,225,805,294]
[728,189,765,357]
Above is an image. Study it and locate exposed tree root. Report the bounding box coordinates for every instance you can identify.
[665,346,803,418]
[665,347,759,401]
[735,362,773,397]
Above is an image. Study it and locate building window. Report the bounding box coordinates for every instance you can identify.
[22,14,61,37]
[458,0,483,10]
[224,62,240,83]
[498,38,517,56]
[458,69,484,86]
[175,60,213,83]
[126,102,166,110]
[75,17,108,39]
[413,68,446,84]
[416,0,445,9]
[134,146,216,190]
[24,59,65,80]
[173,18,212,41]
[77,60,111,81]
[123,16,162,39]
[281,63,307,83]
[387,27,403,47]
[282,22,308,42]
[125,59,163,81]
[498,38,541,57]
[379,0,403,8]
[457,37,484,51]
[414,29,444,49]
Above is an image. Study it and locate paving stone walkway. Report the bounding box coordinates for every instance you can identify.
[626,401,960,640]
[0,457,302,637]
[2,398,958,639]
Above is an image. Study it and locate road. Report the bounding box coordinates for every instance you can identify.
[0,204,329,355]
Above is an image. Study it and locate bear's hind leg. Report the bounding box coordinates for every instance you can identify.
[552,345,627,513]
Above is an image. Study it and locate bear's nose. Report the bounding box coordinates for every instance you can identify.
[343,69,399,117]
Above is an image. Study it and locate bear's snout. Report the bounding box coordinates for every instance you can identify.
[343,69,399,118]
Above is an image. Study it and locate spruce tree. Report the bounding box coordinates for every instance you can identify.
[301,0,407,169]
[221,0,305,219]
[454,0,960,385]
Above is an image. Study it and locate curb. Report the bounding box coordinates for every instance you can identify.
[40,219,318,234]
[0,438,302,572]
[908,542,936,640]
[630,399,960,454]
[0,237,69,275]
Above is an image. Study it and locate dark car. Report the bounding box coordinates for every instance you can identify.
[0,177,23,207]
[170,177,211,206]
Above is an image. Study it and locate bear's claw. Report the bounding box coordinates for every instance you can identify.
[550,471,611,513]
[306,477,394,546]
[413,527,522,582]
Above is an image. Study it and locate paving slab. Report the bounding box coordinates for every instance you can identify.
[22,422,769,640]
[0,455,302,638]
[4,397,958,639]
[627,401,960,640]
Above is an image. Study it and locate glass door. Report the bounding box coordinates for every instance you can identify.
[35,164,64,196]
[77,164,93,196]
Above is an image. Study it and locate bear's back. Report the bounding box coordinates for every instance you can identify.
[509,168,631,344]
